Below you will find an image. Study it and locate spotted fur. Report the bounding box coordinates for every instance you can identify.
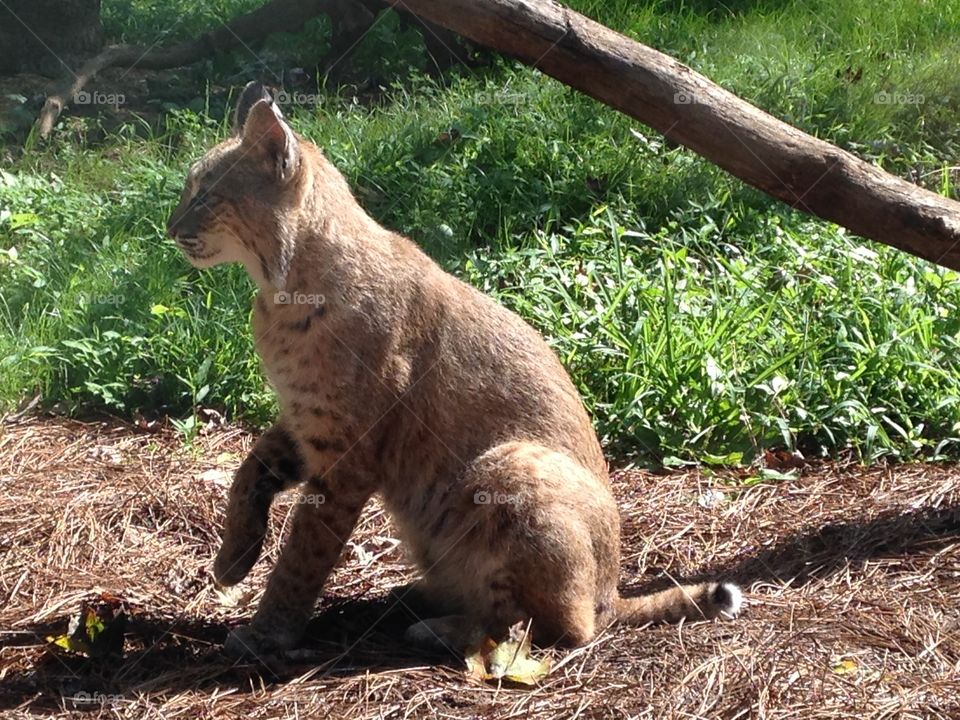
[167,82,741,658]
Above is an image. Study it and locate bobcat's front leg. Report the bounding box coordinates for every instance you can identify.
[224,472,370,658]
[214,424,303,586]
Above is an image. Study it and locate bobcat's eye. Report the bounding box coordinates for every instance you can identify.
[192,189,211,207]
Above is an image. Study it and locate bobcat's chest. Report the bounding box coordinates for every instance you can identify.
[251,293,334,396]
[249,290,414,480]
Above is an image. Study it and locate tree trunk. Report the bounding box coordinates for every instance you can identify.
[0,0,103,76]
[389,0,960,271]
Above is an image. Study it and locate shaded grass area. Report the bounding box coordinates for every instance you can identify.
[1,0,960,461]
[0,417,957,717]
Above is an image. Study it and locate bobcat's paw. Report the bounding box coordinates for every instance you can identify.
[403,616,484,654]
[223,623,299,660]
[213,538,264,587]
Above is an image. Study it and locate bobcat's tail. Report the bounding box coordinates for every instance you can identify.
[614,582,742,625]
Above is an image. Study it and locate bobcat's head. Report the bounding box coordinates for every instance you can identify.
[166,82,307,287]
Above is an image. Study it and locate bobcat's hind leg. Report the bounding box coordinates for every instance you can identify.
[214,424,303,586]
[404,615,486,654]
[402,569,530,654]
[388,572,466,621]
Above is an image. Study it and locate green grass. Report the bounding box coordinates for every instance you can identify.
[2,0,960,463]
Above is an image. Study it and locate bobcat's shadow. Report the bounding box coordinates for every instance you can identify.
[726,502,960,587]
[0,595,451,712]
[628,503,960,597]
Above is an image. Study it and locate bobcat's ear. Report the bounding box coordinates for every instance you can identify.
[233,81,273,135]
[241,99,300,183]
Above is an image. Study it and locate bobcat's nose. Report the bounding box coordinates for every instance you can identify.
[167,207,196,241]
[168,211,200,250]
[166,213,182,240]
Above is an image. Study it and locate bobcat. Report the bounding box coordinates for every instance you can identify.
[166,81,741,658]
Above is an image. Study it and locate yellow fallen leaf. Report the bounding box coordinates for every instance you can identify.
[831,658,858,675]
[464,621,552,686]
[47,600,126,658]
[465,638,498,680]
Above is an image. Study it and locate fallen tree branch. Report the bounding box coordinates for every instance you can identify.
[33,0,478,138]
[36,43,198,138]
[390,0,960,270]
[35,0,346,139]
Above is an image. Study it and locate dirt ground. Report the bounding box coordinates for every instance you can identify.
[0,416,957,719]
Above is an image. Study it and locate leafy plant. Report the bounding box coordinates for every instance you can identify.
[2,0,959,463]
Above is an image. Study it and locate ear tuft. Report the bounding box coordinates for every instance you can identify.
[233,81,274,135]
[241,100,300,182]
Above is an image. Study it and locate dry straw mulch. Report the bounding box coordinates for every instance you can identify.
[0,417,957,719]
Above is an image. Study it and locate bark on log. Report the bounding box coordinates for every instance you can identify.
[390,0,960,270]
